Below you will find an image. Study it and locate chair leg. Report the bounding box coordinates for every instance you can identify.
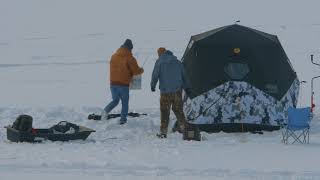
[304,129,308,143]
[308,128,310,144]
[282,129,286,144]
[305,129,309,144]
[281,129,286,143]
[284,129,289,144]
[286,129,291,144]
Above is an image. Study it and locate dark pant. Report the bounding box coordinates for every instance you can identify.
[160,90,187,134]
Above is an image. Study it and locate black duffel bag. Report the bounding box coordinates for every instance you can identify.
[49,121,79,133]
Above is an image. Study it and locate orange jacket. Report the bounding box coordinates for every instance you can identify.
[109,48,144,86]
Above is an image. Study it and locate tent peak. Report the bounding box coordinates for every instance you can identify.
[192,24,277,42]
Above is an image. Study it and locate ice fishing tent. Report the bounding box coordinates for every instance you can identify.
[182,24,299,132]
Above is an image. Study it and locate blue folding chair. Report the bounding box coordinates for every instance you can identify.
[282,107,311,144]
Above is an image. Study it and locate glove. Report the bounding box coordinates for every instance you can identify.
[151,87,156,92]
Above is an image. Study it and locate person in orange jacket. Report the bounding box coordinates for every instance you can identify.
[102,39,144,124]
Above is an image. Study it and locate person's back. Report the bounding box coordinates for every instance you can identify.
[151,50,187,94]
[110,47,142,86]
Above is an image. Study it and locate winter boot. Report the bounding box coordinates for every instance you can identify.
[119,118,127,125]
[156,133,167,138]
[172,121,185,133]
[172,121,179,133]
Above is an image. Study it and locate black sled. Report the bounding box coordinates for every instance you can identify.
[5,114,95,143]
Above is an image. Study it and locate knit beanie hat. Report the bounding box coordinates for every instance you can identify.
[157,47,166,57]
[121,39,133,50]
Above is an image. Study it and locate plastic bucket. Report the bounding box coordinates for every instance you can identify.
[130,75,142,90]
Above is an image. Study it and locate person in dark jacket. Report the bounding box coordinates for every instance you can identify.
[151,47,191,138]
[102,39,144,124]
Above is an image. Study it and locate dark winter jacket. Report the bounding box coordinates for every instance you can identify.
[151,50,190,94]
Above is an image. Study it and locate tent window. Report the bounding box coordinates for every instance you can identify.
[224,63,250,80]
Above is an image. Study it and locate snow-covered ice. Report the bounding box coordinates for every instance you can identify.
[1,0,320,179]
[1,107,320,179]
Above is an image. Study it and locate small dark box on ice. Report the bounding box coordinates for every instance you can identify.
[183,124,201,141]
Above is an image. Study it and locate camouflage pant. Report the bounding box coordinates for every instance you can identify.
[160,90,187,134]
